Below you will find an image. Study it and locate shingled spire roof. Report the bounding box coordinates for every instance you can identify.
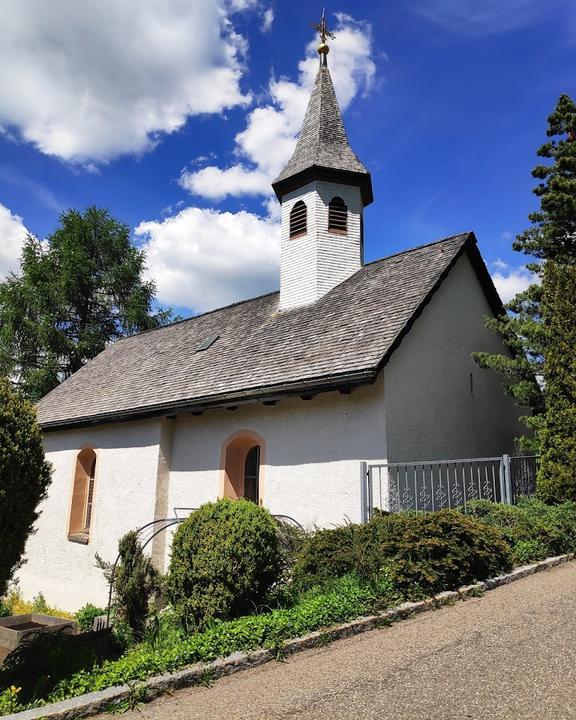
[272,56,373,205]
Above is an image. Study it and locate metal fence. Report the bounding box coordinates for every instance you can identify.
[361,454,539,521]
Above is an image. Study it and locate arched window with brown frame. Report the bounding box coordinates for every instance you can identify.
[328,196,348,234]
[68,448,97,544]
[289,200,307,238]
[221,431,264,505]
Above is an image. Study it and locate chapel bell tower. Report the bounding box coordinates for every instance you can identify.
[272,11,373,311]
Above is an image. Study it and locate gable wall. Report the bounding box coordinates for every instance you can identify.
[384,251,525,462]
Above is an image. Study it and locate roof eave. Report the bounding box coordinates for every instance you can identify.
[272,165,374,206]
[39,367,378,432]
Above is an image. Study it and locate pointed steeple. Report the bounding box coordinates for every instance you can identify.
[272,18,373,206]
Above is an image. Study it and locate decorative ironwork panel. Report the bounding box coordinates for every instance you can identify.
[365,455,537,519]
[510,456,538,503]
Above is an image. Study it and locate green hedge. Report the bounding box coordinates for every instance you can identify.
[465,497,576,564]
[293,510,512,595]
[6,499,575,712]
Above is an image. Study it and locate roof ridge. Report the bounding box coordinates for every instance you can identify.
[363,232,473,268]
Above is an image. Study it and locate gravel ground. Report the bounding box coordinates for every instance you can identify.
[96,561,576,720]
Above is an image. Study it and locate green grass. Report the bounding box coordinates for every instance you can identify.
[7,574,399,711]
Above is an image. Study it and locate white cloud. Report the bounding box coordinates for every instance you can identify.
[0,0,256,164]
[261,8,274,33]
[0,204,28,279]
[182,166,271,200]
[490,259,538,303]
[135,207,280,312]
[180,13,376,202]
[415,0,563,35]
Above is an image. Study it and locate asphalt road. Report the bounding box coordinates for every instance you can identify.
[99,562,576,720]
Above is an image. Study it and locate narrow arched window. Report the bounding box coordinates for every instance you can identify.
[289,200,307,238]
[328,196,347,234]
[221,431,264,505]
[69,448,97,543]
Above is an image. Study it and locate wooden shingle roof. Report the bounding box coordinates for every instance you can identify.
[37,232,501,430]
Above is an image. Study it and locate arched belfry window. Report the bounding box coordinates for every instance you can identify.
[69,448,97,543]
[289,200,307,238]
[328,196,348,234]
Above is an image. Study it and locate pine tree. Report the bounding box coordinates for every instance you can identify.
[473,282,544,451]
[537,262,576,502]
[0,207,173,401]
[514,94,576,263]
[474,94,576,452]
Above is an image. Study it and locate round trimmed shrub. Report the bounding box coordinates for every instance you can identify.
[166,498,281,629]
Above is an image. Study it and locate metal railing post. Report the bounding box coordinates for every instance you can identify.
[360,461,368,523]
[502,453,512,504]
[498,457,506,505]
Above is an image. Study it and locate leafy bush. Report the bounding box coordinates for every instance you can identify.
[0,686,22,715]
[97,531,159,642]
[292,521,375,591]
[266,518,308,607]
[466,497,576,564]
[76,603,107,632]
[31,592,49,614]
[167,499,281,629]
[0,585,73,620]
[0,378,52,596]
[375,511,512,593]
[294,510,512,595]
[512,539,549,565]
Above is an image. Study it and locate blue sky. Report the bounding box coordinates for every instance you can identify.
[0,0,574,315]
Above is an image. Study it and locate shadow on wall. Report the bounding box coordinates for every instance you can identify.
[170,382,388,474]
[44,382,388,474]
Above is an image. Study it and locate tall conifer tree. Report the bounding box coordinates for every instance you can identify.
[474,94,576,455]
[537,262,576,501]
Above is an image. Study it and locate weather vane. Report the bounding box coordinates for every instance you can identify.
[312,9,335,65]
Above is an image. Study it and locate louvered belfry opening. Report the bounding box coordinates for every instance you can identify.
[289,200,307,238]
[328,196,347,234]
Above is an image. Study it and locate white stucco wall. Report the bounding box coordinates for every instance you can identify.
[279,180,363,310]
[383,251,525,462]
[20,382,388,610]
[17,420,162,611]
[168,378,388,538]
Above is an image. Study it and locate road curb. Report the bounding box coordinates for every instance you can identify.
[5,553,571,720]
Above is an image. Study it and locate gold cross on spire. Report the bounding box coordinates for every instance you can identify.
[312,9,335,65]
